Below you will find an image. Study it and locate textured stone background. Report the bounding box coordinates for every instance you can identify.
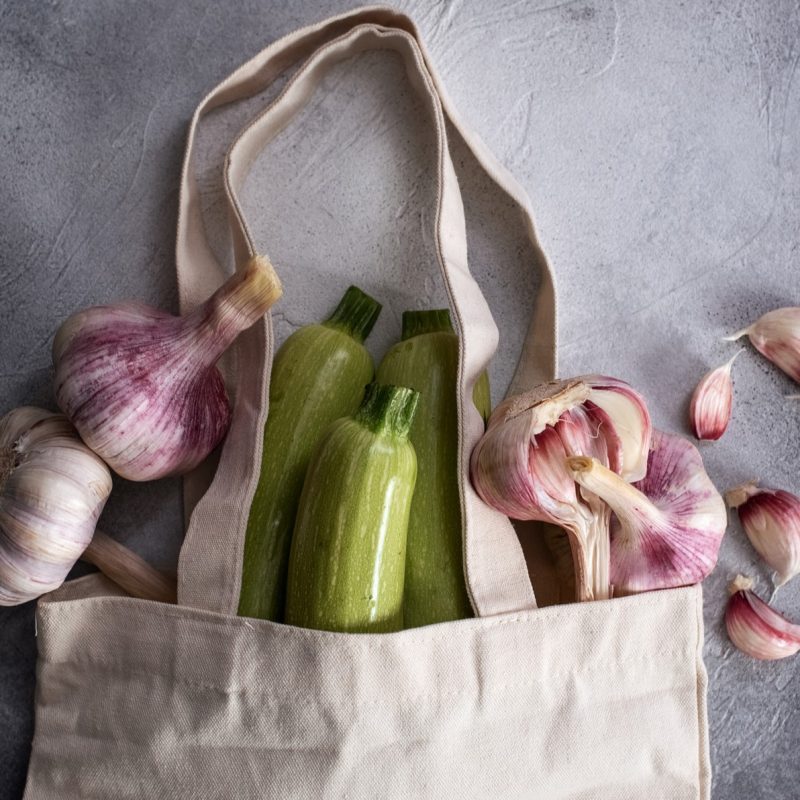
[1,1,799,797]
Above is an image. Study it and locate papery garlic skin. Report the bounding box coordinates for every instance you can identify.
[725,307,800,384]
[567,430,726,594]
[0,407,112,605]
[689,351,741,441]
[726,482,800,590]
[471,381,589,523]
[726,575,800,660]
[54,255,281,480]
[470,377,652,601]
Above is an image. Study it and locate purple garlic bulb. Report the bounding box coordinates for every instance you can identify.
[53,255,281,481]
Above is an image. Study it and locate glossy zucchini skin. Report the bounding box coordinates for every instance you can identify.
[376,310,480,627]
[284,385,418,633]
[238,288,379,621]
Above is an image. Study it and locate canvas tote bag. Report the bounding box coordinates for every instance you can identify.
[24,7,711,799]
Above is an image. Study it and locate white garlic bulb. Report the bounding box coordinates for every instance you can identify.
[0,407,112,605]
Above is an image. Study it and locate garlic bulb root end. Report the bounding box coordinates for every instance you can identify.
[724,482,760,509]
[728,574,754,594]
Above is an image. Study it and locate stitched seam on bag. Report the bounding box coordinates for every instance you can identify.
[38,650,696,700]
[693,589,710,800]
[42,587,697,646]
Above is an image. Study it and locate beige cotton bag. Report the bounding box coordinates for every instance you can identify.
[23,7,711,799]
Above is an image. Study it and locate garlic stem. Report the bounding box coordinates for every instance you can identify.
[584,507,612,601]
[567,456,665,533]
[564,457,643,602]
[82,531,176,604]
[190,255,283,365]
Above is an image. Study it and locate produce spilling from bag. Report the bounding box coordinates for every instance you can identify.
[1,253,799,657]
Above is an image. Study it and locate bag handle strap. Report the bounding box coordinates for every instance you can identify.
[176,6,557,618]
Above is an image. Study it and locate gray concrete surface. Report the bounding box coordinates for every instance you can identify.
[1,0,798,797]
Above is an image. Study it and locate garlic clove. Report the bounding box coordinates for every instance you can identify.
[581,375,653,481]
[689,350,742,441]
[724,307,800,384]
[726,482,800,591]
[53,255,282,481]
[566,430,727,594]
[488,379,592,437]
[0,407,112,605]
[726,575,800,660]
[474,400,580,525]
[82,530,177,604]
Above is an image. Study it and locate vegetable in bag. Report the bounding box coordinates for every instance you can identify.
[376,309,486,626]
[239,286,381,621]
[285,383,419,633]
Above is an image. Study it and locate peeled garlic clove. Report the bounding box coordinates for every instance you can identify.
[726,575,800,660]
[726,482,800,591]
[567,430,727,594]
[53,255,282,480]
[0,407,112,605]
[689,351,742,441]
[724,307,800,384]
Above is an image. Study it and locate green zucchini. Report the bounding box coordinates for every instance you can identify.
[285,383,419,633]
[238,286,381,621]
[473,367,492,424]
[375,309,490,627]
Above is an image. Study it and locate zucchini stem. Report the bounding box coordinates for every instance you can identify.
[354,383,419,439]
[324,286,382,343]
[402,308,454,339]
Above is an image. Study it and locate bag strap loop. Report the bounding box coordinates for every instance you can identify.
[176,6,557,618]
